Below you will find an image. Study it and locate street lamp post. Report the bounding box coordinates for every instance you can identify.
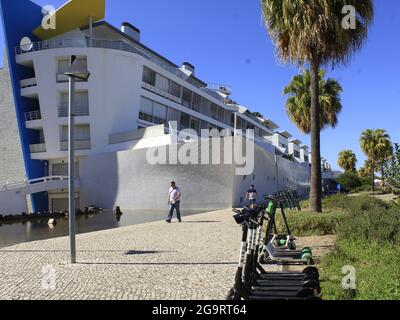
[65,55,91,264]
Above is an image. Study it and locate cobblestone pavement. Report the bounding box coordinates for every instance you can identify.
[0,209,335,300]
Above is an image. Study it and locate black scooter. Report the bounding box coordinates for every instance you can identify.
[226,205,321,300]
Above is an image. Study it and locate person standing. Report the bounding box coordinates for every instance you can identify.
[166,181,182,223]
[245,185,258,208]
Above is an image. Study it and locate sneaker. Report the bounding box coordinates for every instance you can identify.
[165,220,171,223]
[178,219,182,223]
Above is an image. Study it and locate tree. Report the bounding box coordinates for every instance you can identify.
[283,70,342,134]
[359,159,374,178]
[360,129,392,192]
[261,0,374,212]
[383,143,400,192]
[378,141,393,183]
[338,150,357,172]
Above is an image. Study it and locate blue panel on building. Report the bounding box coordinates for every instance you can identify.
[0,0,48,212]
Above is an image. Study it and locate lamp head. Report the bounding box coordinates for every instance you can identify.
[64,55,91,81]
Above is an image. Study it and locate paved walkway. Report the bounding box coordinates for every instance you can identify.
[0,209,335,300]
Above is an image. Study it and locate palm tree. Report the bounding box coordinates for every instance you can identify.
[359,159,374,179]
[283,69,342,134]
[360,129,392,192]
[378,141,393,183]
[338,150,357,173]
[261,0,374,212]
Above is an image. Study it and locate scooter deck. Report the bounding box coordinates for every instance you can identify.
[248,295,319,301]
[256,279,318,286]
[252,284,316,291]
[258,274,317,280]
[250,289,313,297]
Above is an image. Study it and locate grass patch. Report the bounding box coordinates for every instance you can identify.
[275,210,344,236]
[318,198,400,300]
[278,194,400,299]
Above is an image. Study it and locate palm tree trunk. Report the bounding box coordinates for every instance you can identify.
[371,161,375,192]
[310,59,322,213]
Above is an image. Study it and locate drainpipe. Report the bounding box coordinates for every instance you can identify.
[89,16,93,47]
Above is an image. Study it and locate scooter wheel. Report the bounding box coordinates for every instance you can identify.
[303,267,319,278]
[226,288,236,300]
[296,287,315,298]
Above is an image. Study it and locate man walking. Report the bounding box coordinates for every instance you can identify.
[245,185,258,208]
[166,181,182,223]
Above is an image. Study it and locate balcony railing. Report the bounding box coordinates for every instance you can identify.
[29,143,47,153]
[25,110,42,121]
[15,38,187,82]
[20,77,37,88]
[58,105,89,117]
[60,140,91,151]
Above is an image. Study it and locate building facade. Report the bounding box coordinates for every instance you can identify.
[0,0,327,214]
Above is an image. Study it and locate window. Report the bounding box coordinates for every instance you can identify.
[168,108,180,127]
[230,114,235,127]
[58,59,70,74]
[180,112,190,130]
[210,103,218,120]
[202,99,211,116]
[153,102,168,125]
[170,81,182,98]
[190,118,200,134]
[294,150,300,158]
[142,67,156,86]
[192,93,202,112]
[182,87,192,108]
[139,97,154,123]
[217,106,224,122]
[60,91,88,107]
[155,74,170,93]
[304,156,309,162]
[58,57,87,81]
[60,124,90,142]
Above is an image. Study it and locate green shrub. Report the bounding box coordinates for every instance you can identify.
[336,172,363,190]
[320,200,400,300]
[323,194,388,212]
[275,210,344,236]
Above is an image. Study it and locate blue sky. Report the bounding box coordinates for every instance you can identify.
[1,0,399,170]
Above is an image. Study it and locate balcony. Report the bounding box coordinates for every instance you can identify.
[60,140,91,151]
[58,105,89,117]
[29,143,47,153]
[14,39,187,82]
[20,77,37,88]
[142,82,182,105]
[25,110,42,121]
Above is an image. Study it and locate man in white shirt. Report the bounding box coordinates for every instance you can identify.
[245,185,258,208]
[166,181,182,223]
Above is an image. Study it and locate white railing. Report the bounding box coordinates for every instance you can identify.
[20,77,37,88]
[60,140,91,151]
[15,38,187,81]
[25,110,42,121]
[0,176,68,192]
[207,83,232,95]
[29,143,47,153]
[142,82,182,104]
[58,105,89,117]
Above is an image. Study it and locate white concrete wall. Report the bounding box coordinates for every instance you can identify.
[78,136,310,211]
[0,191,27,214]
